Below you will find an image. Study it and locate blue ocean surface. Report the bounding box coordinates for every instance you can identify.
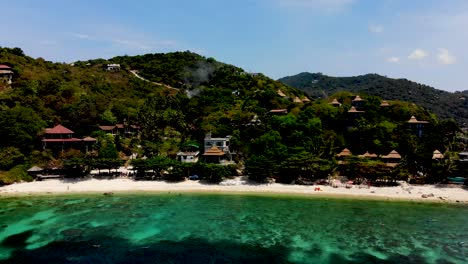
[0,193,467,263]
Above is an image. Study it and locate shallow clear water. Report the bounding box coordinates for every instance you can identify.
[0,193,467,263]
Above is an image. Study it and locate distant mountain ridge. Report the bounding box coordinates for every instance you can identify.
[278,72,468,126]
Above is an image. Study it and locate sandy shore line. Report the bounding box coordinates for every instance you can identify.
[0,177,467,203]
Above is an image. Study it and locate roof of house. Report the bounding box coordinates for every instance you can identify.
[432,150,444,159]
[382,150,401,159]
[358,151,378,158]
[83,136,97,142]
[380,100,390,107]
[115,124,125,129]
[408,116,429,124]
[269,109,288,114]
[42,138,83,142]
[177,151,200,156]
[336,148,352,157]
[329,98,341,105]
[293,97,303,103]
[352,95,365,102]
[45,124,74,134]
[99,125,116,131]
[0,70,13,74]
[27,166,43,172]
[0,64,11,69]
[277,90,287,97]
[203,146,225,156]
[348,106,364,113]
[302,97,311,102]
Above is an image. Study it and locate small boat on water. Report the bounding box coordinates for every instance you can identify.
[447,177,466,184]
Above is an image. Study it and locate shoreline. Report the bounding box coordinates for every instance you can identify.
[0,177,467,204]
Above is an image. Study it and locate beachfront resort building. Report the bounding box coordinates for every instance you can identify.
[42,124,96,152]
[358,152,378,159]
[203,146,227,164]
[0,64,13,84]
[381,150,402,167]
[204,133,230,153]
[177,151,200,163]
[336,148,352,164]
[203,133,233,164]
[177,144,200,163]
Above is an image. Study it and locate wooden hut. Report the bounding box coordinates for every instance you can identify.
[382,150,401,167]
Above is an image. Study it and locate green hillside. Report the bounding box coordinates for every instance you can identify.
[278,72,468,126]
[0,47,463,185]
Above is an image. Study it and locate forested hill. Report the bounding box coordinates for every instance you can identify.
[278,72,468,126]
[0,47,463,185]
[0,47,301,135]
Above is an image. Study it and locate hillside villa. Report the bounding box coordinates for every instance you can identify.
[0,64,13,84]
[42,124,96,152]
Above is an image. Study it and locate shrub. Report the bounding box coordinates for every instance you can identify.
[0,166,33,185]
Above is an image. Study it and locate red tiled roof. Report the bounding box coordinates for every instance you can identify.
[45,124,74,134]
[0,65,11,69]
[42,138,82,142]
[83,136,97,142]
[115,124,125,129]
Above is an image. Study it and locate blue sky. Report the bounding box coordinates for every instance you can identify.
[2,0,467,92]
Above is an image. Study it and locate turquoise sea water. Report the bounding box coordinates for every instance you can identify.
[0,193,467,263]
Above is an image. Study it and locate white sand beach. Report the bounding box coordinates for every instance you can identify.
[1,177,467,203]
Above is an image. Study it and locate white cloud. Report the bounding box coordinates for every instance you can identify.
[369,24,384,34]
[111,38,151,50]
[276,0,354,11]
[408,49,428,60]
[437,48,456,65]
[72,33,91,39]
[386,57,400,63]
